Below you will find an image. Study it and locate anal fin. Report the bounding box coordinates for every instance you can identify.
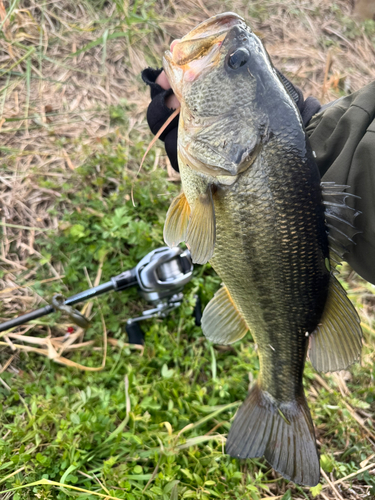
[163,192,191,248]
[201,285,249,344]
[309,275,362,373]
[226,384,320,487]
[185,186,216,265]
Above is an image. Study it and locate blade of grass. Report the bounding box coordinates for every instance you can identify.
[102,375,130,444]
[0,0,19,31]
[177,434,226,450]
[177,401,240,436]
[60,464,77,484]
[0,466,25,485]
[209,344,217,381]
[0,73,10,118]
[1,478,124,499]
[2,46,35,75]
[131,107,180,206]
[25,57,31,131]
[69,31,130,57]
[0,222,51,231]
[101,28,109,69]
[322,461,375,488]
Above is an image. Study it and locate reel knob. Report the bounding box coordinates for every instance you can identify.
[125,321,144,345]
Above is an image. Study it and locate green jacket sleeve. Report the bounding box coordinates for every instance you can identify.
[306,82,375,285]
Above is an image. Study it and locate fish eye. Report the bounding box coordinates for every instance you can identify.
[228,48,250,70]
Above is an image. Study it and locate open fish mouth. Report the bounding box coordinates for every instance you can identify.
[163,12,246,87]
[171,12,245,65]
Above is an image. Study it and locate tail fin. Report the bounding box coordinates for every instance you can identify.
[226,384,320,486]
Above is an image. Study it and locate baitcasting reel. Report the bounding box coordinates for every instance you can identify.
[125,246,194,344]
[0,246,196,345]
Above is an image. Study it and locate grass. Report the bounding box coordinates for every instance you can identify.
[1,0,375,499]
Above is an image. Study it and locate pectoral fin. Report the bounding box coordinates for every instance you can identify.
[185,187,216,264]
[309,275,362,373]
[201,285,249,344]
[164,192,191,247]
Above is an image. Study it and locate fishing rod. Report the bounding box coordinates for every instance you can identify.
[0,246,197,345]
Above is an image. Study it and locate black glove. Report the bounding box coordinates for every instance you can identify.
[141,67,321,173]
[142,68,180,172]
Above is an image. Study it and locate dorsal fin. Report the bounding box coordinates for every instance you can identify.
[321,182,361,267]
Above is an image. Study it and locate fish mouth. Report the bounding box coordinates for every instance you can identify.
[163,12,246,89]
[171,12,245,66]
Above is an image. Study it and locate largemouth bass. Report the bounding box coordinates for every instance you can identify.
[162,12,362,486]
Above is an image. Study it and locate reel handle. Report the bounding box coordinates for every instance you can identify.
[126,322,145,345]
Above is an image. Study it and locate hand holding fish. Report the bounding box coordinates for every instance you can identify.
[155,70,180,109]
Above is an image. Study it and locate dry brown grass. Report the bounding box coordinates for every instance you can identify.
[0,0,151,318]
